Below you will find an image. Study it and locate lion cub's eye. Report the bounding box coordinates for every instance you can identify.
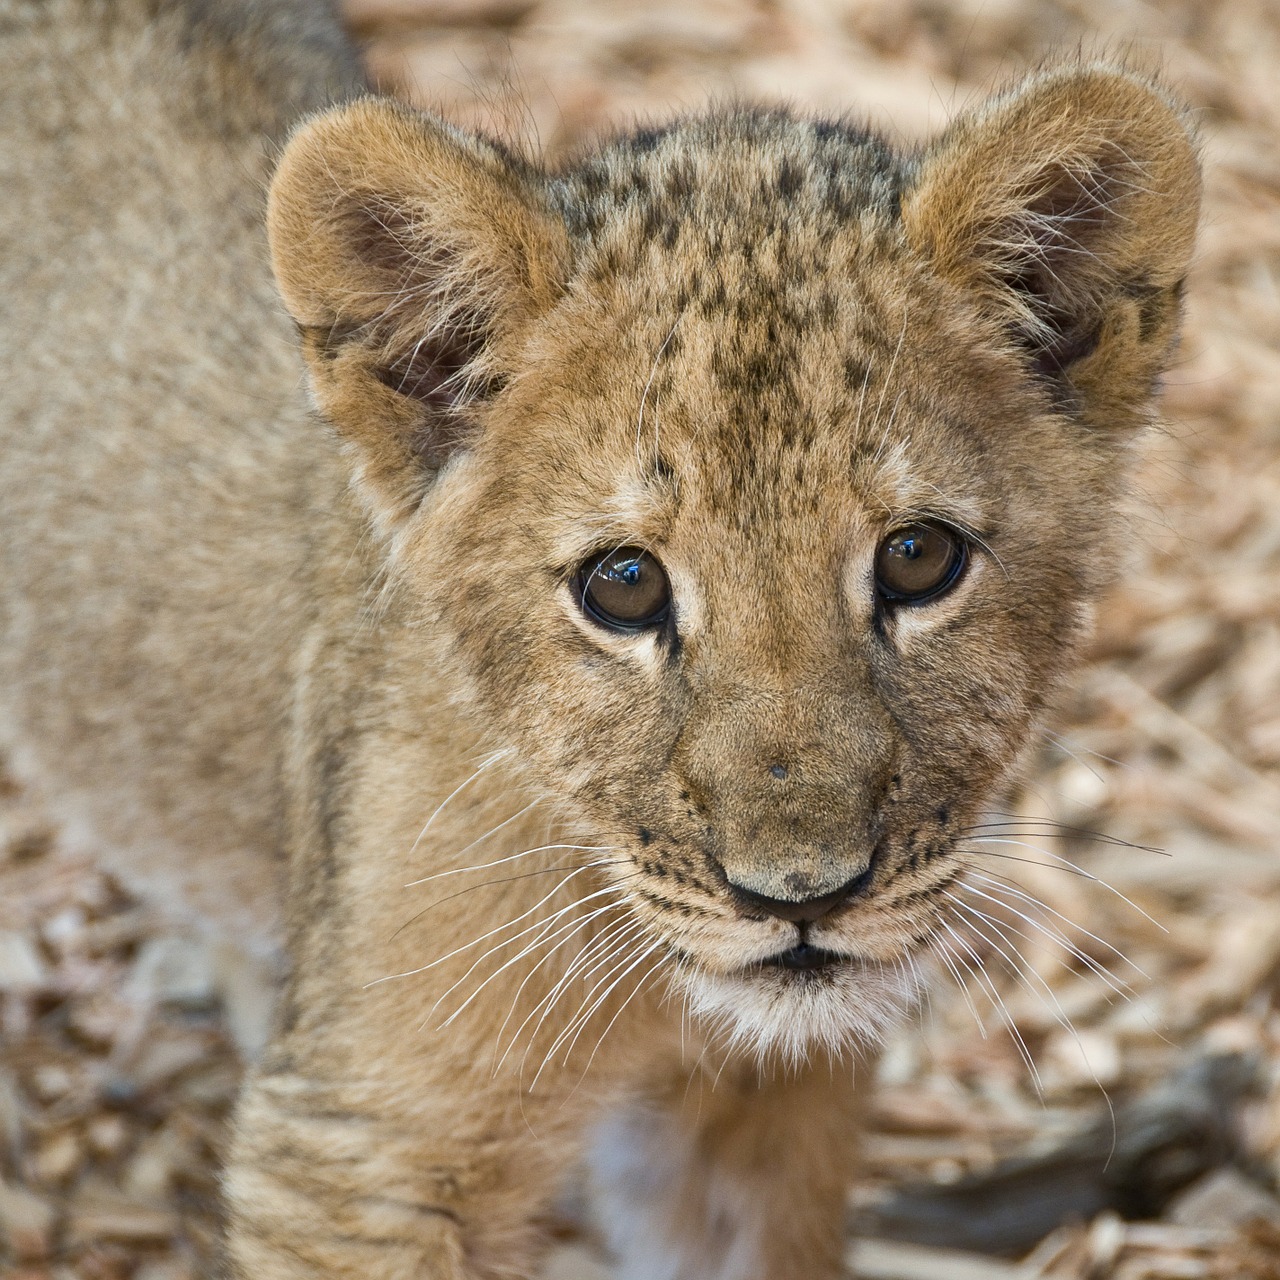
[874,523,967,604]
[576,547,671,632]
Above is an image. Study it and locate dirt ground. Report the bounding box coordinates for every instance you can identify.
[3,0,1280,1277]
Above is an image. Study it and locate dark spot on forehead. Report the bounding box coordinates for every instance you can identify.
[647,452,677,485]
[844,357,871,390]
[629,126,665,153]
[776,157,803,199]
[711,346,791,398]
[698,278,729,319]
[664,160,695,202]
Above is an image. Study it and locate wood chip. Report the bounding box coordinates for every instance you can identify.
[848,1239,1031,1280]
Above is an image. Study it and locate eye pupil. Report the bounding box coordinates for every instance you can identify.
[577,547,671,631]
[874,522,967,604]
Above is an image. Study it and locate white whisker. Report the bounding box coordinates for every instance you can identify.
[405,842,619,888]
[437,896,626,1030]
[580,954,669,1077]
[962,838,1167,932]
[369,869,616,985]
[940,911,1043,1094]
[635,315,682,467]
[939,918,1042,1089]
[404,749,512,861]
[533,941,663,1090]
[948,895,1119,1135]
[934,937,987,1037]
[956,882,1134,1002]
[495,914,647,1073]
[961,874,1144,990]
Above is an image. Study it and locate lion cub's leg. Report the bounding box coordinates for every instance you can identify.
[223,1030,594,1279]
[225,1071,469,1279]
[218,733,640,1277]
[588,1052,873,1280]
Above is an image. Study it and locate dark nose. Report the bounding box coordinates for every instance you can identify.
[727,866,875,924]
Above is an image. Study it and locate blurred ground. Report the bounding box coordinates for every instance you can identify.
[3,0,1280,1277]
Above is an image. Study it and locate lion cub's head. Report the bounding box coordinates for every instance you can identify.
[268,65,1198,1060]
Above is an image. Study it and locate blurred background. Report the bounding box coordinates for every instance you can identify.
[2,1,1279,1277]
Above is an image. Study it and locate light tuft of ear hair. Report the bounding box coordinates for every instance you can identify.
[267,97,570,534]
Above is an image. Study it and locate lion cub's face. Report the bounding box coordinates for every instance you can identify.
[269,69,1199,1058]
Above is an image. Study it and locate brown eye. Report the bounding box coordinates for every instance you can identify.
[577,547,671,631]
[874,523,967,604]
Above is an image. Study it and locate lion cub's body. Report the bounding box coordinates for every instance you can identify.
[0,3,1199,1278]
[0,0,360,942]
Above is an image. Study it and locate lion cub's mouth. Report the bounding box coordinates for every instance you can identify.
[755,942,846,973]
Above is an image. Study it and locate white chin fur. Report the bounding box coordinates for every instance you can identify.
[678,960,921,1066]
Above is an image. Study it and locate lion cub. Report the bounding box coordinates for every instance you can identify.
[0,0,1198,1275]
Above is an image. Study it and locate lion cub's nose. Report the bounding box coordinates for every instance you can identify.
[727,866,875,924]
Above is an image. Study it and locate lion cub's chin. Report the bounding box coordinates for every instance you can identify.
[675,952,922,1066]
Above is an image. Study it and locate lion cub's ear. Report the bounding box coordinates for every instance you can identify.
[268,98,569,530]
[902,65,1200,415]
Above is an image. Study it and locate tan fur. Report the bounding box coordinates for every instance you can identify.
[0,0,361,949]
[0,3,1199,1276]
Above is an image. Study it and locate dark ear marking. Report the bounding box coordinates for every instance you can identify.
[1028,318,1103,379]
[1006,269,1103,383]
[320,199,502,424]
[372,322,487,411]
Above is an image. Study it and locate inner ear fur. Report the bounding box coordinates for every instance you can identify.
[268,97,570,529]
[902,64,1201,409]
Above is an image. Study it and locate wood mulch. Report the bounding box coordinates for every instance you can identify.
[3,0,1280,1276]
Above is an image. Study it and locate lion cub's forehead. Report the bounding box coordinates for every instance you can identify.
[521,109,1006,555]
[550,108,905,251]
[548,112,911,362]
[540,383,992,593]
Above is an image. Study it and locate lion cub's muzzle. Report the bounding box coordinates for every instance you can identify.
[701,774,889,930]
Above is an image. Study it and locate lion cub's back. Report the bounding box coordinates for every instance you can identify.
[0,0,361,940]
